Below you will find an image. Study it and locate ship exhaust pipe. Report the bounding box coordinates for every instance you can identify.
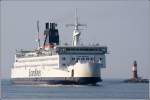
[43,22,59,49]
[45,22,49,29]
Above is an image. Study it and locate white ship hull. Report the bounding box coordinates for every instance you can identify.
[11,19,107,85]
[11,62,102,84]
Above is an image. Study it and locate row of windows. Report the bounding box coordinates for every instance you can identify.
[62,57,102,61]
[16,58,58,62]
[63,48,105,52]
[61,57,103,67]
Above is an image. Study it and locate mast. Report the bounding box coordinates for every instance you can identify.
[66,9,86,46]
[37,20,41,48]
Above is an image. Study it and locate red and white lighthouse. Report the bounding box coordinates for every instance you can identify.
[132,60,138,79]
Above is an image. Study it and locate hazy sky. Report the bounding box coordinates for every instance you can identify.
[1,0,149,79]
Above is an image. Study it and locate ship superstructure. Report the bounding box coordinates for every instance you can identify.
[11,12,107,85]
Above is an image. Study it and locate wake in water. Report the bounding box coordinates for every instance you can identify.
[30,83,102,87]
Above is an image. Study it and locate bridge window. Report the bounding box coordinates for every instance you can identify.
[99,58,102,63]
[81,58,85,60]
[62,57,66,60]
[72,57,75,60]
[100,58,102,61]
[86,58,89,60]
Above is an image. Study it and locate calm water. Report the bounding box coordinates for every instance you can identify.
[1,79,149,100]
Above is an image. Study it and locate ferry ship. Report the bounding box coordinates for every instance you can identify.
[11,12,108,85]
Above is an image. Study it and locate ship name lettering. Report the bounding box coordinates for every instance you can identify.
[29,69,41,77]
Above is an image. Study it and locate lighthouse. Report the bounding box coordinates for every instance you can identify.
[132,60,138,79]
[124,60,149,83]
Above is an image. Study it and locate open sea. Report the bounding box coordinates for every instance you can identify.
[1,79,149,100]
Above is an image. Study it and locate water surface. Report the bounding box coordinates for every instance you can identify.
[1,79,149,99]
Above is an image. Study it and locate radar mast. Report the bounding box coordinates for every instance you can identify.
[36,20,41,49]
[66,9,86,46]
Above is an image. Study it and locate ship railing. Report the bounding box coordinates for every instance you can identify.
[15,49,58,58]
[16,53,57,58]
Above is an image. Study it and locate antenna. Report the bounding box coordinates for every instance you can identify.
[37,20,41,48]
[66,9,87,46]
[75,8,78,30]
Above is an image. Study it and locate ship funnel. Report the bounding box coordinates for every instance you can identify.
[43,22,59,49]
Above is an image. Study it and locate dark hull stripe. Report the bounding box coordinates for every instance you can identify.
[11,77,102,85]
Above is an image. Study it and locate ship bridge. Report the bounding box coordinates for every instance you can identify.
[56,46,107,54]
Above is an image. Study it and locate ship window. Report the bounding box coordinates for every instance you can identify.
[62,57,66,60]
[99,58,102,63]
[100,58,102,61]
[62,64,66,66]
[86,58,89,60]
[81,58,85,60]
[90,58,93,60]
[72,57,75,60]
[66,48,70,51]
